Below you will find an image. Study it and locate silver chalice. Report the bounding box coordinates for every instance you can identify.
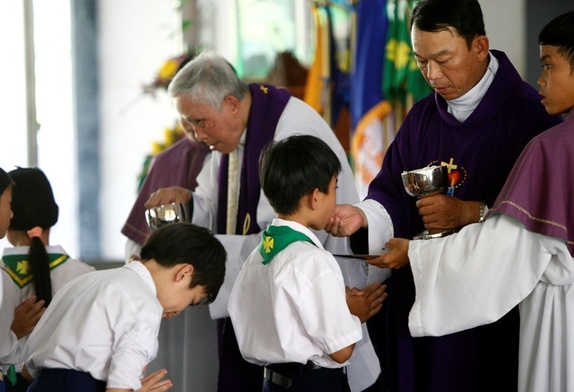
[146,202,191,231]
[401,165,454,240]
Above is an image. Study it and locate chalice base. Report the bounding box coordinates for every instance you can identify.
[413,229,456,240]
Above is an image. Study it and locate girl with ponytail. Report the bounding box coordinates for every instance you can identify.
[0,167,44,392]
[1,167,94,392]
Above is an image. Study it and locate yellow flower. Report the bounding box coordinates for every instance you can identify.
[158,59,180,81]
[151,141,163,155]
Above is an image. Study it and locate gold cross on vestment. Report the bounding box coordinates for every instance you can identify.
[441,158,458,173]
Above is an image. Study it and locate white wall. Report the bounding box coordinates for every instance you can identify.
[0,1,78,256]
[98,0,185,260]
[481,0,526,77]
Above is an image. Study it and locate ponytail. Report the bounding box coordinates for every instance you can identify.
[27,236,53,305]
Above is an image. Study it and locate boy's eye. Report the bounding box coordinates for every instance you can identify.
[541,63,552,70]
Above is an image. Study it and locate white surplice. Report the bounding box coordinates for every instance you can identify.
[408,214,574,391]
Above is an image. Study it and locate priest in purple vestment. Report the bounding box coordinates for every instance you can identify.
[371,11,574,391]
[325,1,563,391]
[143,51,386,392]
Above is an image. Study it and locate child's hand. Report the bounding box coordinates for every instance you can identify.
[162,311,181,320]
[346,282,387,323]
[137,368,173,391]
[11,296,46,339]
[22,363,33,381]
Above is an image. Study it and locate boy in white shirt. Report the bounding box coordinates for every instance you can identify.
[228,135,387,391]
[22,222,226,392]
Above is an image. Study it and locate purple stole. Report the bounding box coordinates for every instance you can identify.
[217,84,291,235]
[216,84,291,392]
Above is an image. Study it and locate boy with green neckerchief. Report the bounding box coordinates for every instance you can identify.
[228,135,387,392]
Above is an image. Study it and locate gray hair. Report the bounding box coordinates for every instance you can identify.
[168,51,249,111]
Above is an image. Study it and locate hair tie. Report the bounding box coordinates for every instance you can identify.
[27,226,43,239]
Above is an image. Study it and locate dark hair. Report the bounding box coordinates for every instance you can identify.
[9,167,59,305]
[539,11,574,73]
[140,222,226,303]
[259,134,341,215]
[0,168,13,195]
[410,0,486,50]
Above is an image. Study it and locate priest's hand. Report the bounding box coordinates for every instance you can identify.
[367,238,410,269]
[416,195,481,230]
[144,186,192,209]
[346,282,387,323]
[325,204,367,237]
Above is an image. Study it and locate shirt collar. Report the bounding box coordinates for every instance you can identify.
[3,245,68,256]
[270,218,325,250]
[447,52,500,122]
[124,260,157,296]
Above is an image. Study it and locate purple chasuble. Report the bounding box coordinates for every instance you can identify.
[365,50,563,392]
[121,138,210,245]
[490,109,574,255]
[217,84,291,235]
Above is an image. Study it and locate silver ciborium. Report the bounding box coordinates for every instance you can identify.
[401,165,454,240]
[146,202,191,231]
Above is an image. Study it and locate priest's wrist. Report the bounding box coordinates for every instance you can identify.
[478,202,486,223]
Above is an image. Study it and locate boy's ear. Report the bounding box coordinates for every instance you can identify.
[303,188,321,210]
[175,264,194,282]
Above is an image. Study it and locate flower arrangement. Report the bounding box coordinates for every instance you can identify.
[136,121,187,191]
[142,53,193,96]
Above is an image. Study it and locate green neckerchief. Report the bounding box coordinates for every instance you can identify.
[7,364,17,385]
[259,225,315,264]
[2,253,70,288]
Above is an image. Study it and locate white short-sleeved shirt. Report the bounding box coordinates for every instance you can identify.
[1,245,95,373]
[228,219,363,368]
[23,261,163,390]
